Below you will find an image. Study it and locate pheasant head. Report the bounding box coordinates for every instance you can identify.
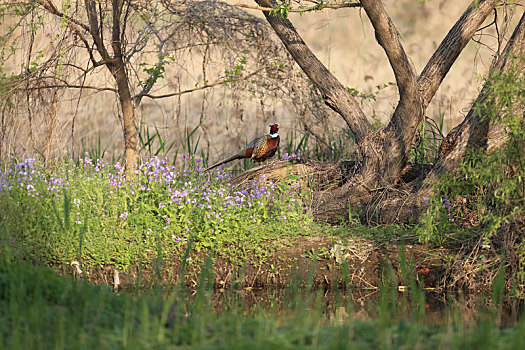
[269,123,279,137]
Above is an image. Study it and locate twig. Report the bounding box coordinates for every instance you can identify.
[135,66,266,100]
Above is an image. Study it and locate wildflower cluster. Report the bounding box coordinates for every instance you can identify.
[281,149,302,162]
[0,156,311,270]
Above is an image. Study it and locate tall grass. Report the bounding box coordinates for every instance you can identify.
[0,249,523,349]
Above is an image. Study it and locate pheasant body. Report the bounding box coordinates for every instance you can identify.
[204,124,280,172]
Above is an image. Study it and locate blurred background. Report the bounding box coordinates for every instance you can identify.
[0,0,516,167]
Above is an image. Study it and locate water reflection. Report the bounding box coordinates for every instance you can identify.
[209,286,522,328]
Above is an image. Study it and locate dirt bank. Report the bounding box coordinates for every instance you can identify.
[66,236,465,293]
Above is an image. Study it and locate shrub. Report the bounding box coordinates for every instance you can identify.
[418,56,525,249]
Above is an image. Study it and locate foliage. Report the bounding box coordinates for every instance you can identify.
[418,56,525,249]
[346,82,396,103]
[411,114,446,165]
[0,155,313,272]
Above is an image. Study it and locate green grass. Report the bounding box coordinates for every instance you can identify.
[418,56,525,248]
[1,258,524,349]
[0,155,523,349]
[0,156,317,273]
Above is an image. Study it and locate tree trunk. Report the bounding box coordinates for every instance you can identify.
[77,0,138,173]
[245,1,523,224]
[113,61,138,175]
[111,0,137,174]
[256,0,499,191]
[357,11,525,225]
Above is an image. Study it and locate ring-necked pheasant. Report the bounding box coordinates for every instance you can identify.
[204,124,280,172]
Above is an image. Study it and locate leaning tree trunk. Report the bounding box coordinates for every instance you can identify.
[432,13,525,177]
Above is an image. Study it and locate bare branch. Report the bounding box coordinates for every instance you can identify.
[418,0,499,107]
[234,1,361,12]
[38,0,113,63]
[26,84,118,93]
[254,0,373,143]
[70,25,101,68]
[125,0,160,63]
[360,0,417,98]
[121,0,132,45]
[84,0,100,39]
[111,0,124,60]
[135,67,267,101]
[37,0,91,32]
[6,73,117,94]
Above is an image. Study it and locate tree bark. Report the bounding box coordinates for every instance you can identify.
[111,0,138,174]
[113,62,138,175]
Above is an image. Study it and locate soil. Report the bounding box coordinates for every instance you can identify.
[67,235,454,293]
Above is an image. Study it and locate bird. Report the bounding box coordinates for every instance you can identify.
[204,124,280,172]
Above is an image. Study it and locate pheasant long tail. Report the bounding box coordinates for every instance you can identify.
[203,153,245,172]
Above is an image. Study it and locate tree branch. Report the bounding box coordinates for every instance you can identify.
[70,25,101,68]
[125,0,161,64]
[379,0,499,178]
[11,74,118,93]
[38,0,90,32]
[135,67,267,101]
[83,0,112,63]
[25,84,118,93]
[360,0,417,98]
[84,0,100,41]
[254,0,372,143]
[418,0,499,107]
[111,0,124,60]
[38,0,113,64]
[235,1,361,13]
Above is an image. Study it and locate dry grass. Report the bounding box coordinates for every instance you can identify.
[1,0,520,164]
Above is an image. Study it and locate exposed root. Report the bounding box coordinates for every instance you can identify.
[231,159,433,225]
